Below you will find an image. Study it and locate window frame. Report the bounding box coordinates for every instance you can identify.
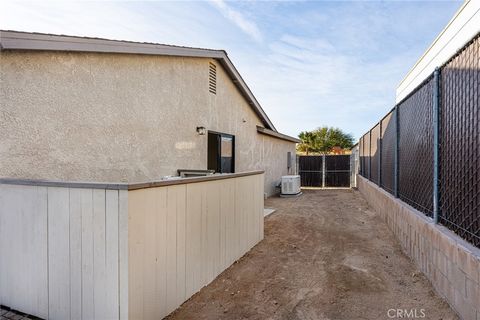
[207,130,235,173]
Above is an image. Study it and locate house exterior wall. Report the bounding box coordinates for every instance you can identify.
[396,0,480,102]
[0,51,295,196]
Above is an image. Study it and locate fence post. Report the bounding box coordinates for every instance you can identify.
[378,121,382,187]
[394,105,399,198]
[360,136,364,176]
[350,152,353,188]
[369,129,372,181]
[433,68,440,224]
[296,154,299,176]
[322,154,326,188]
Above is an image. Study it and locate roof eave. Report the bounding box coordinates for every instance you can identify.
[256,126,300,143]
[217,57,276,131]
[0,30,225,58]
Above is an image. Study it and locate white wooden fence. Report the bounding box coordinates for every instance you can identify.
[0,171,264,320]
[0,184,129,320]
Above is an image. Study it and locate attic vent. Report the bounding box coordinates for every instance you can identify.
[209,62,217,94]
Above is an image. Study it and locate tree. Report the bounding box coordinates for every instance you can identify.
[297,131,318,155]
[297,126,354,154]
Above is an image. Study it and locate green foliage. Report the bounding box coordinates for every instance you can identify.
[297,126,354,154]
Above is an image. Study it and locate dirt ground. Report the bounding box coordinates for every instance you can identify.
[167,189,457,320]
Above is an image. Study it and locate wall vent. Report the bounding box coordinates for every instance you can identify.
[209,62,217,94]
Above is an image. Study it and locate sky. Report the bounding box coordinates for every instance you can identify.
[0,0,462,140]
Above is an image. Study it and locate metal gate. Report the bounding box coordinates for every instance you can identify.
[298,155,351,187]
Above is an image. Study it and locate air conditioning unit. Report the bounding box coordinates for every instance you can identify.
[281,175,301,197]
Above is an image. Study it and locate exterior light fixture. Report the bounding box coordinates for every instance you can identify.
[196,126,207,135]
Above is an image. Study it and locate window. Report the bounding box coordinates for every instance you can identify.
[208,132,234,173]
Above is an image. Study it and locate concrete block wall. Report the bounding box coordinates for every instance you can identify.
[357,175,480,320]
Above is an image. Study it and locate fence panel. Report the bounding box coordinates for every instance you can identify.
[356,33,479,247]
[325,155,350,187]
[298,156,323,187]
[439,34,480,246]
[127,172,264,319]
[363,132,371,179]
[380,111,395,194]
[299,155,350,187]
[398,76,434,216]
[0,184,127,320]
[370,123,381,185]
[359,136,364,176]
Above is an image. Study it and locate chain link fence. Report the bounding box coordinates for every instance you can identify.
[370,123,381,186]
[299,155,351,187]
[398,76,434,216]
[380,111,395,194]
[363,131,371,179]
[358,33,479,247]
[325,155,351,187]
[359,136,364,177]
[439,34,480,245]
[298,155,323,186]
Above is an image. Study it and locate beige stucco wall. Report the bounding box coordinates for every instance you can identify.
[0,51,295,196]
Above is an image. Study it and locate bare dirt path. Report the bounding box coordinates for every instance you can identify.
[167,189,457,320]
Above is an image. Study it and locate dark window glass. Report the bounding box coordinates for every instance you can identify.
[208,132,234,173]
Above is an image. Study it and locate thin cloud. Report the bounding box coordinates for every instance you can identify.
[0,1,152,41]
[209,0,263,43]
[0,0,461,140]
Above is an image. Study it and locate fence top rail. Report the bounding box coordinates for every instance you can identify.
[440,31,480,69]
[380,108,395,122]
[358,73,434,142]
[0,170,265,191]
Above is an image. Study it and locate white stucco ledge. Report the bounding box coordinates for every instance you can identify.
[0,170,265,191]
[264,208,276,217]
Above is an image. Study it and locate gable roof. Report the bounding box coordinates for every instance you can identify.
[0,30,277,131]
